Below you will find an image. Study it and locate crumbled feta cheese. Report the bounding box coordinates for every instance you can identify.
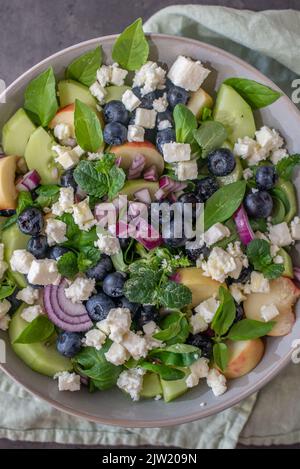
[53,145,79,170]
[54,123,72,142]
[260,304,280,322]
[142,321,158,336]
[229,283,247,303]
[249,271,270,293]
[0,299,11,318]
[45,219,67,246]
[10,250,35,274]
[189,313,208,334]
[270,244,280,257]
[162,142,191,163]
[21,305,44,323]
[72,145,85,158]
[207,369,227,397]
[122,331,148,360]
[28,259,61,286]
[152,93,168,113]
[96,65,111,87]
[255,230,269,242]
[201,247,238,282]
[271,148,288,165]
[291,217,300,240]
[105,342,130,366]
[65,277,95,303]
[0,315,10,331]
[127,124,145,143]
[176,160,198,181]
[157,119,172,131]
[117,368,146,401]
[106,308,131,343]
[122,89,141,111]
[83,329,106,350]
[0,243,4,261]
[186,358,209,388]
[16,286,39,305]
[268,222,293,247]
[255,126,283,153]
[168,56,210,91]
[55,372,81,392]
[135,108,157,129]
[73,199,96,231]
[110,63,128,86]
[194,297,220,324]
[243,168,253,180]
[274,255,284,264]
[0,261,8,281]
[234,137,258,159]
[96,319,111,336]
[89,81,106,104]
[133,61,166,96]
[203,223,231,247]
[52,187,74,216]
[95,232,120,255]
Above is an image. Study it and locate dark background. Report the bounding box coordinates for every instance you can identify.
[0,0,299,450]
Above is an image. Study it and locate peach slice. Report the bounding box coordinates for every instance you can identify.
[222,339,264,379]
[111,141,164,177]
[176,267,225,307]
[0,155,18,209]
[187,88,213,119]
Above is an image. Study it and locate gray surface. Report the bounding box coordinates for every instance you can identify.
[0,0,299,450]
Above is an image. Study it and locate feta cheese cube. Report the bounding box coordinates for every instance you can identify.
[194,297,220,324]
[0,261,8,281]
[96,65,111,87]
[135,108,157,129]
[87,151,104,161]
[189,313,208,334]
[162,142,191,163]
[110,63,128,86]
[271,148,288,165]
[133,61,166,96]
[142,321,158,336]
[168,56,210,91]
[106,308,131,343]
[83,329,106,350]
[16,286,39,305]
[250,271,270,293]
[89,81,106,104]
[203,223,231,247]
[96,319,111,336]
[127,124,145,143]
[122,331,148,360]
[291,217,300,240]
[273,255,284,264]
[45,219,67,246]
[158,119,172,131]
[268,222,293,247]
[52,187,74,216]
[122,89,141,112]
[73,199,96,231]
[10,250,35,274]
[201,247,237,283]
[94,233,120,255]
[255,126,283,152]
[234,137,258,159]
[65,277,95,303]
[72,145,85,158]
[229,283,247,304]
[54,372,81,392]
[152,93,168,113]
[21,305,44,323]
[53,147,79,170]
[243,168,253,180]
[54,123,72,142]
[0,315,10,331]
[176,160,198,181]
[186,358,209,388]
[207,369,227,397]
[117,368,145,401]
[260,304,280,322]
[28,259,61,286]
[105,342,130,366]
[0,299,11,318]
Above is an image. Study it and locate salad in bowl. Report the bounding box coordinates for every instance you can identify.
[0,18,300,405]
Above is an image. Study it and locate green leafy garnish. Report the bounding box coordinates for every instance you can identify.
[174,104,197,144]
[250,218,268,233]
[139,362,185,381]
[35,184,60,208]
[276,154,300,180]
[24,67,58,126]
[57,251,79,279]
[223,78,282,109]
[14,316,55,344]
[16,191,34,215]
[1,215,18,231]
[77,246,101,272]
[150,344,201,367]
[66,46,102,87]
[193,121,227,158]
[74,99,103,152]
[154,312,190,345]
[0,275,16,300]
[112,18,149,71]
[246,239,284,279]
[227,319,275,341]
[211,287,236,337]
[213,343,229,372]
[201,107,213,122]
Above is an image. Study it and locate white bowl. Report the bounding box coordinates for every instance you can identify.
[1,34,300,427]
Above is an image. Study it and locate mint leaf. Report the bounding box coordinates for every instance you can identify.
[194,120,227,157]
[123,267,161,305]
[57,251,79,279]
[140,362,185,381]
[159,281,192,309]
[228,319,275,341]
[24,67,58,126]
[66,46,102,87]
[276,154,300,180]
[224,78,282,109]
[77,246,101,272]
[35,184,60,208]
[14,315,55,344]
[73,160,107,198]
[112,18,149,71]
[174,104,197,144]
[150,344,201,367]
[260,262,284,280]
[213,343,229,372]
[107,164,126,200]
[74,99,103,152]
[16,191,34,215]
[204,180,246,230]
[211,286,236,337]
[246,239,284,279]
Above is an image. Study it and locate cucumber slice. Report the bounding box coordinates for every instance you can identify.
[120,179,159,200]
[140,373,162,398]
[105,85,130,103]
[272,179,297,223]
[2,108,36,157]
[160,370,189,403]
[217,157,243,186]
[271,196,286,225]
[2,224,29,288]
[278,248,294,278]
[58,80,97,108]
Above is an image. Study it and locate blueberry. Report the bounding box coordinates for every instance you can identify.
[255,165,277,190]
[227,266,252,285]
[134,305,160,329]
[103,122,127,146]
[186,333,213,359]
[102,272,127,298]
[132,87,143,100]
[27,236,49,259]
[61,169,77,190]
[195,176,219,203]
[244,191,273,219]
[185,244,210,263]
[207,148,236,177]
[140,91,157,109]
[234,303,245,323]
[48,246,71,260]
[56,331,82,358]
[156,110,174,128]
[17,207,44,236]
[167,85,189,109]
[86,255,113,281]
[117,296,140,315]
[6,288,22,315]
[156,128,176,153]
[104,100,129,125]
[163,218,187,248]
[0,209,16,217]
[86,293,116,322]
[144,128,157,145]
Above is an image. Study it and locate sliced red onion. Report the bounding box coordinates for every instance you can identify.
[168,193,177,203]
[144,165,158,182]
[128,154,146,180]
[134,217,162,250]
[169,272,181,283]
[16,170,41,192]
[233,205,255,245]
[293,268,300,282]
[158,176,187,198]
[154,188,167,201]
[115,156,122,167]
[134,188,151,204]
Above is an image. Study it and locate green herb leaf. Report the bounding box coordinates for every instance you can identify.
[73,159,107,198]
[249,218,268,233]
[35,184,60,208]
[204,180,246,230]
[246,239,284,279]
[150,344,201,367]
[107,164,126,200]
[0,283,16,300]
[66,46,102,87]
[159,281,192,310]
[174,104,197,144]
[74,99,103,152]
[201,107,213,122]
[213,343,229,372]
[0,215,18,231]
[276,154,300,180]
[24,67,58,126]
[154,313,183,342]
[211,287,236,337]
[223,78,282,109]
[123,267,160,305]
[77,246,101,272]
[57,251,79,279]
[112,18,149,71]
[14,315,55,344]
[16,191,34,215]
[140,362,185,381]
[228,319,275,341]
[194,121,227,157]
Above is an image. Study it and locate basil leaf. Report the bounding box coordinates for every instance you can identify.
[73,160,107,198]
[174,104,197,144]
[16,191,34,215]
[228,319,275,341]
[35,184,60,208]
[201,107,213,122]
[250,218,268,233]
[74,99,103,152]
[276,154,300,180]
[223,78,282,109]
[246,239,284,279]
[77,246,101,272]
[14,316,55,344]
[194,121,227,157]
[140,362,185,381]
[159,314,190,346]
[0,283,16,300]
[1,215,18,231]
[213,343,229,372]
[204,180,246,230]
[57,251,79,279]
[154,313,183,342]
[66,46,102,87]
[24,67,58,126]
[150,344,201,367]
[112,18,149,71]
[159,281,192,310]
[107,165,126,200]
[211,287,236,337]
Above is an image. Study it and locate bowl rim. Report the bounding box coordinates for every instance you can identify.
[0,32,299,428]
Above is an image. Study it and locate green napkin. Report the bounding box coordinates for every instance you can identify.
[1,6,300,449]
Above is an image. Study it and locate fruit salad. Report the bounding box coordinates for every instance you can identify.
[1,18,300,403]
